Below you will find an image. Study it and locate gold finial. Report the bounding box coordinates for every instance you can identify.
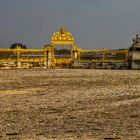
[60,25,66,34]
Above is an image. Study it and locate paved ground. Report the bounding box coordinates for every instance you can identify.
[0,69,140,140]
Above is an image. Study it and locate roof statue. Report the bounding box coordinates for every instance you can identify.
[132,34,140,46]
[129,34,140,51]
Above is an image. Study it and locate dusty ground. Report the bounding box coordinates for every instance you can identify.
[0,69,140,140]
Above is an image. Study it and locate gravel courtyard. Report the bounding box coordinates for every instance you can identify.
[0,69,140,140]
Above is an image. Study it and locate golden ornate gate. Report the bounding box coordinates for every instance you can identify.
[50,26,75,68]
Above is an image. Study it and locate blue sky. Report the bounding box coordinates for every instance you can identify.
[0,0,140,49]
